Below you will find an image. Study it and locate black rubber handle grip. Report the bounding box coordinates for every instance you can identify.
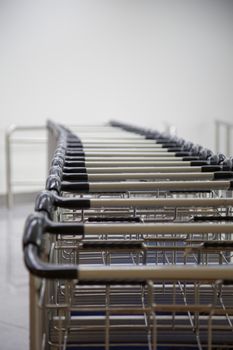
[24,245,78,279]
[67,143,83,147]
[175,152,191,157]
[62,173,88,182]
[222,280,233,285]
[148,138,173,142]
[201,241,233,249]
[193,216,233,222]
[61,181,90,193]
[63,166,87,173]
[64,161,86,167]
[213,171,233,180]
[66,150,85,156]
[161,143,180,148]
[167,148,184,152]
[35,190,91,211]
[201,165,222,172]
[65,156,85,161]
[23,212,85,248]
[190,161,209,166]
[87,217,141,222]
[82,241,144,250]
[182,156,201,161]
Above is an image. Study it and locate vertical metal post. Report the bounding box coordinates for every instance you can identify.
[30,274,42,350]
[5,126,15,208]
[226,125,231,157]
[5,124,46,208]
[215,120,220,153]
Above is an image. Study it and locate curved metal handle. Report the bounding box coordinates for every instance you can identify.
[23,212,84,248]
[24,245,78,279]
[24,244,233,282]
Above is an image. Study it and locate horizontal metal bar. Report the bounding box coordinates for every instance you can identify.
[24,245,233,280]
[6,125,45,137]
[73,152,178,157]
[83,161,191,167]
[77,139,157,144]
[79,144,164,149]
[89,197,233,208]
[11,138,46,144]
[70,157,183,162]
[86,173,213,181]
[78,135,145,140]
[12,180,44,186]
[87,180,230,192]
[73,148,172,153]
[78,265,233,281]
[81,166,202,173]
[83,222,233,235]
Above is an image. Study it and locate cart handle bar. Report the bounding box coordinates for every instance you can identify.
[24,244,233,281]
[35,190,233,213]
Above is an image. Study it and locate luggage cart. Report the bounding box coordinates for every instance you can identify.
[23,120,233,350]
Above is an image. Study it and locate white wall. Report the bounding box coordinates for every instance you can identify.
[1,0,233,195]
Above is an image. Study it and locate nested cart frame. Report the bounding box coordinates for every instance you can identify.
[23,120,233,350]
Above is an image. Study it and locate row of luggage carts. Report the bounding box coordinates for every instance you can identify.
[23,120,233,350]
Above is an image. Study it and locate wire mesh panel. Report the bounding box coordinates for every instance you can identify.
[23,120,233,350]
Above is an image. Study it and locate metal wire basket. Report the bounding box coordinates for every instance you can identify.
[23,120,233,350]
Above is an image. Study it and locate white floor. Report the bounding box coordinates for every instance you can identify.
[0,203,33,350]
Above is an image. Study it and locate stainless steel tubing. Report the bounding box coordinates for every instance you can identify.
[78,264,233,282]
[75,160,191,166]
[72,166,203,173]
[85,172,215,181]
[62,180,231,192]
[82,222,233,235]
[24,120,233,350]
[88,197,233,208]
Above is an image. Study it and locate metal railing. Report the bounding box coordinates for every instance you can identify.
[215,119,233,156]
[5,123,119,208]
[5,122,177,209]
[5,125,46,208]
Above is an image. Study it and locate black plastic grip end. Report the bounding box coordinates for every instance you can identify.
[52,193,91,209]
[62,173,88,182]
[23,213,45,248]
[167,148,182,152]
[61,181,90,193]
[63,166,87,174]
[82,241,144,250]
[202,241,233,249]
[161,144,178,148]
[201,165,222,172]
[190,161,208,166]
[182,156,200,161]
[46,175,61,193]
[35,191,55,217]
[24,245,78,279]
[222,280,233,285]
[213,172,233,180]
[175,152,190,157]
[64,161,86,168]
